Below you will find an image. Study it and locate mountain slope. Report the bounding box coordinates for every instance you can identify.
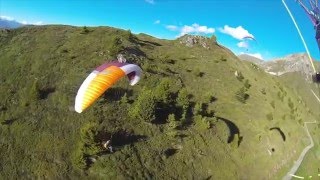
[0,25,318,179]
[240,53,320,177]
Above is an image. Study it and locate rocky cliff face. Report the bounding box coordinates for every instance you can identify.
[177,34,217,49]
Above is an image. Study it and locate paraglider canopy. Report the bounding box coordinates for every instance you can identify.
[74,60,142,113]
[242,36,256,42]
[241,36,257,51]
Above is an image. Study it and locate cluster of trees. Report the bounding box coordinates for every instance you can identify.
[235,71,251,103]
[127,78,215,133]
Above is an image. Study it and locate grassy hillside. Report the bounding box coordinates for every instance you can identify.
[279,72,320,177]
[0,25,318,179]
[280,72,320,117]
[295,123,320,178]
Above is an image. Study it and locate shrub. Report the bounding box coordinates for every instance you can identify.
[142,62,152,72]
[167,114,178,129]
[277,91,284,102]
[180,111,187,125]
[129,89,156,123]
[204,92,216,103]
[82,26,89,34]
[279,85,284,92]
[270,101,275,109]
[251,63,259,69]
[194,115,210,131]
[236,71,244,81]
[193,102,202,115]
[283,90,287,97]
[70,141,86,170]
[109,36,124,57]
[124,30,136,42]
[176,88,189,110]
[166,130,178,137]
[61,49,68,53]
[220,56,227,61]
[193,68,202,77]
[120,93,128,104]
[235,87,249,103]
[71,122,99,169]
[244,79,251,89]
[266,113,273,121]
[288,98,294,110]
[29,80,40,101]
[81,122,100,155]
[154,78,171,103]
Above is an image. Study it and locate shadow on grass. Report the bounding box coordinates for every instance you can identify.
[103,87,133,102]
[95,129,147,148]
[112,130,147,147]
[124,46,146,58]
[217,116,243,147]
[1,118,17,125]
[269,127,286,142]
[39,87,56,99]
[138,40,162,47]
[164,148,178,158]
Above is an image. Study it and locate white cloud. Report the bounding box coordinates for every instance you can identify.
[154,20,160,24]
[180,23,215,36]
[165,23,215,37]
[240,52,263,60]
[166,25,178,31]
[0,15,44,25]
[21,20,45,25]
[219,25,254,40]
[250,53,263,60]
[0,15,14,21]
[33,21,44,25]
[145,0,155,4]
[237,41,248,48]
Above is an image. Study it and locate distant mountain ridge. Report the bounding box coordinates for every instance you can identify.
[0,18,24,29]
[238,53,317,82]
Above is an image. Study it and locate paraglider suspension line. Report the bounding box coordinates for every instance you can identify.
[282,0,317,73]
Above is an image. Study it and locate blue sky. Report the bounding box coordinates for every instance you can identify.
[1,0,320,61]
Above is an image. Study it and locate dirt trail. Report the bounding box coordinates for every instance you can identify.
[282,121,316,180]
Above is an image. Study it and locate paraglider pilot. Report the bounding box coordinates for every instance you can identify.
[102,140,113,153]
[312,72,320,83]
